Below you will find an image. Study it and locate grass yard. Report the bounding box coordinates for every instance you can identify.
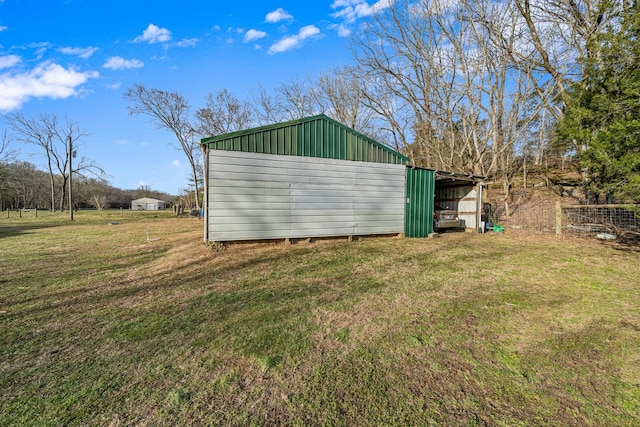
[1,211,639,426]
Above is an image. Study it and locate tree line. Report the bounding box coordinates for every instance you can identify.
[0,160,177,211]
[0,113,185,212]
[2,0,638,213]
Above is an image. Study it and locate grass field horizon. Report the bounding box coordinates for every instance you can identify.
[1,212,639,426]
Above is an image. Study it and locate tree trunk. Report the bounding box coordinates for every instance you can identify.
[58,176,68,212]
[192,168,201,211]
[48,171,55,212]
[503,178,512,220]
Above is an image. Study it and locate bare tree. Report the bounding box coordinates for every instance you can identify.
[351,0,553,217]
[125,84,201,210]
[0,130,18,206]
[1,129,18,165]
[276,76,319,120]
[4,112,105,211]
[447,1,554,215]
[313,67,380,137]
[252,77,320,124]
[353,69,415,153]
[252,85,282,126]
[351,1,509,170]
[1,161,46,209]
[509,0,620,199]
[195,89,254,137]
[512,0,614,126]
[75,177,114,210]
[4,112,57,210]
[352,2,440,167]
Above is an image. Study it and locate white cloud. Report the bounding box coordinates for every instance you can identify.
[205,25,221,37]
[29,42,50,59]
[268,25,320,55]
[172,160,180,167]
[300,25,321,38]
[59,46,99,59]
[331,0,393,23]
[0,25,7,32]
[330,23,352,37]
[244,29,267,43]
[0,62,99,111]
[265,8,293,23]
[176,38,199,48]
[0,55,21,70]
[103,56,144,70]
[331,0,368,9]
[134,24,172,44]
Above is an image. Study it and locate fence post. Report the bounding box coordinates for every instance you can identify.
[556,201,562,236]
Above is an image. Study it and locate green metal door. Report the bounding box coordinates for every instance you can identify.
[405,167,435,237]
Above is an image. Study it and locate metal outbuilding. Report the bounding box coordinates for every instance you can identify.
[131,197,167,211]
[200,114,483,243]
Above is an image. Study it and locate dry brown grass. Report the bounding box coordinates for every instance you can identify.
[1,212,639,426]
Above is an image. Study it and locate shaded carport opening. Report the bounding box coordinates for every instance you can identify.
[435,171,487,232]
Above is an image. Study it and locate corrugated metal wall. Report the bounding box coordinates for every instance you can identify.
[208,151,406,241]
[404,168,435,238]
[435,185,478,230]
[202,115,407,165]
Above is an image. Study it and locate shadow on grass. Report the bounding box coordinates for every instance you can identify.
[613,235,640,252]
[0,222,65,239]
[596,233,640,253]
[5,246,321,321]
[4,244,386,365]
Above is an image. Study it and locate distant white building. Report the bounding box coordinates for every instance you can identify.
[131,197,167,211]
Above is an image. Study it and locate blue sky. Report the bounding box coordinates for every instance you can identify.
[0,0,391,194]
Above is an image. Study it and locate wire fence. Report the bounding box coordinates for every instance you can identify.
[2,208,176,220]
[563,205,639,239]
[489,202,557,234]
[490,203,640,242]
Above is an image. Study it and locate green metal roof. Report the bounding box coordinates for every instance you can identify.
[200,114,408,165]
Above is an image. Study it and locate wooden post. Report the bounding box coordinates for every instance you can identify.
[555,201,562,236]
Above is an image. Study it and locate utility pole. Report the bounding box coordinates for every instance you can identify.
[68,135,73,221]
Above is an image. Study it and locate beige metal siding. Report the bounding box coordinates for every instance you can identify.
[354,162,406,234]
[208,151,406,241]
